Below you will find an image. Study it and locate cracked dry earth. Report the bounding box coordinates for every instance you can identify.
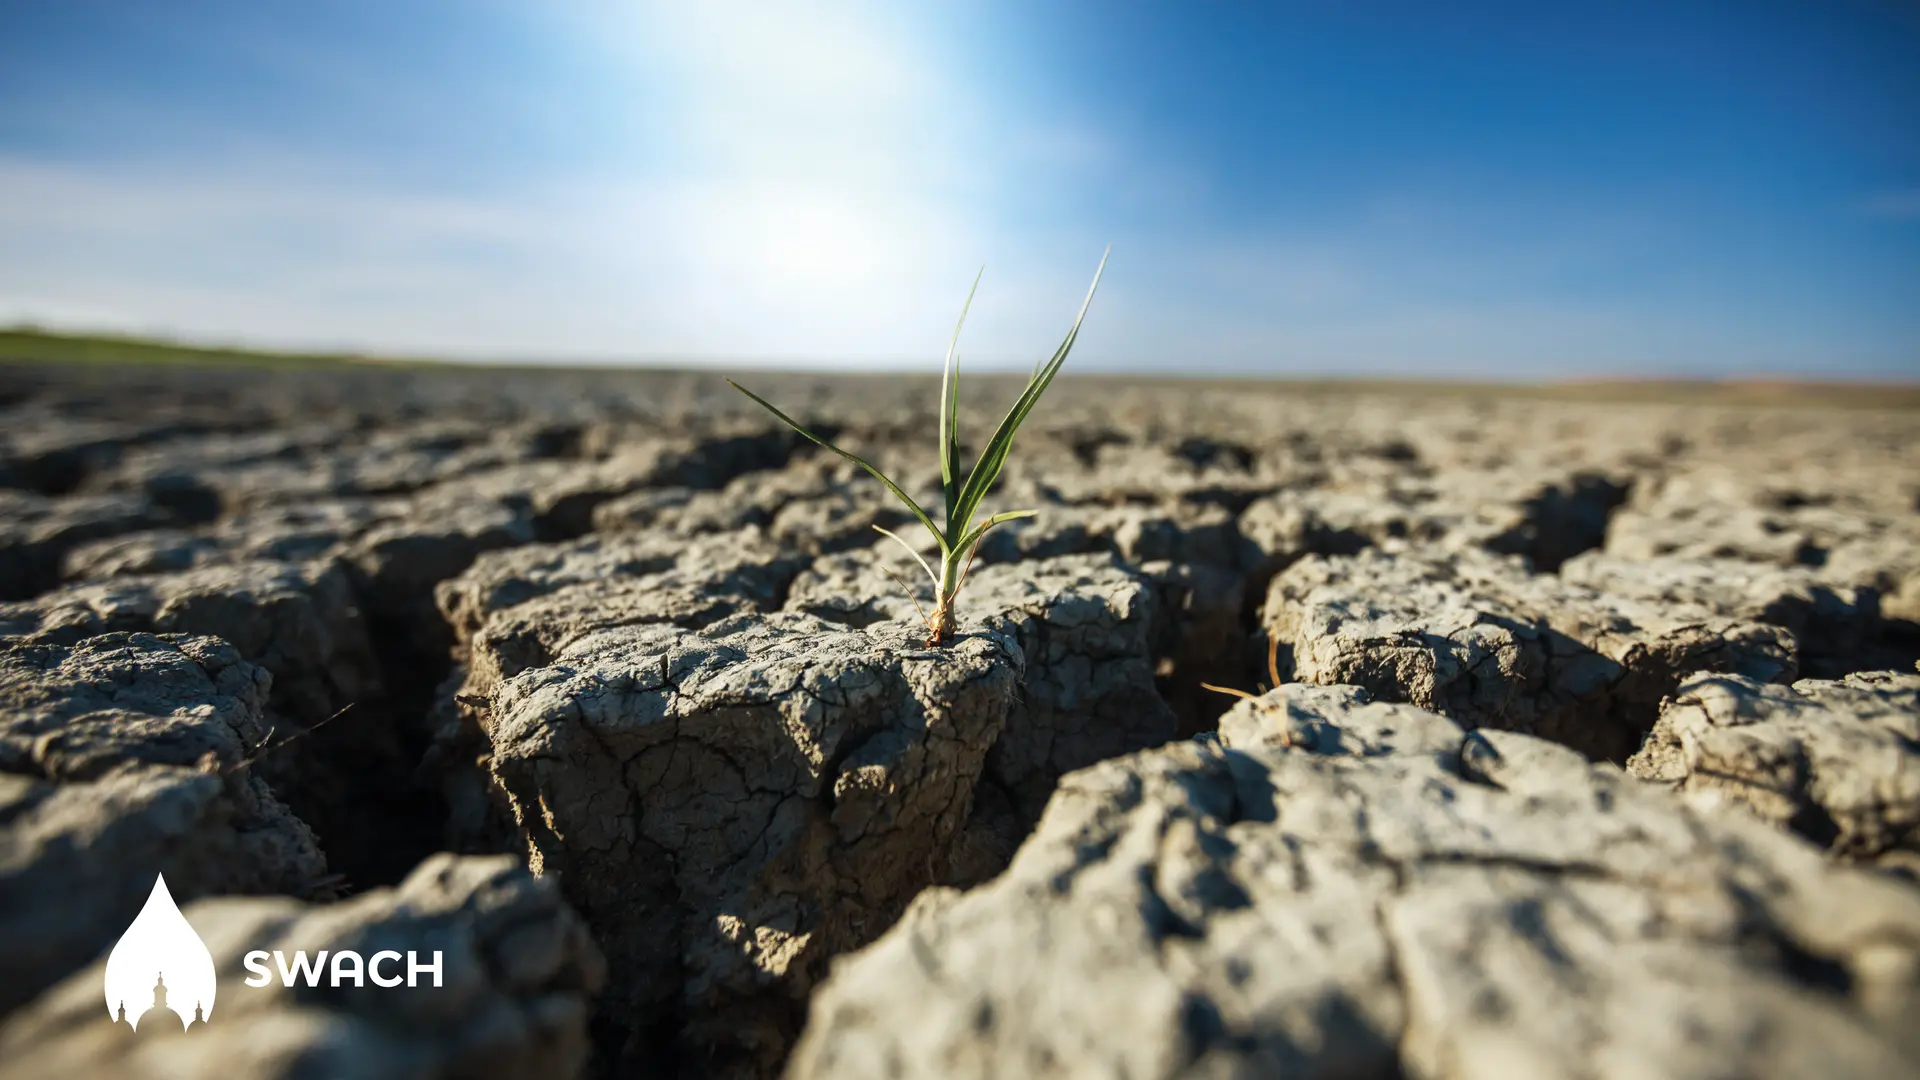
[0,363,1916,1080]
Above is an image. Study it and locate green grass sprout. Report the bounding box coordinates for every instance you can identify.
[728,247,1111,646]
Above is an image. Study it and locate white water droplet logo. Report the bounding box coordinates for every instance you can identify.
[103,874,217,1030]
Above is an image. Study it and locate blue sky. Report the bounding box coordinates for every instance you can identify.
[1,1,1916,377]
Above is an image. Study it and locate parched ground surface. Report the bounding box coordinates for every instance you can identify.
[1,360,1917,1080]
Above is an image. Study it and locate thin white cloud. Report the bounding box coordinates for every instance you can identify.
[1,2,1912,376]
[0,151,1100,363]
[4,147,1905,376]
[0,2,1120,365]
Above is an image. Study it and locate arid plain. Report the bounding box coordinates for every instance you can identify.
[2,358,1917,1079]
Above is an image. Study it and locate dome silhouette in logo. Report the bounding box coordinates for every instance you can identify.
[103,874,216,1031]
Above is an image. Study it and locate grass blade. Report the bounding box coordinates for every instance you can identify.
[873,524,941,588]
[876,563,933,628]
[727,379,944,544]
[940,267,983,527]
[956,508,1036,553]
[951,247,1109,532]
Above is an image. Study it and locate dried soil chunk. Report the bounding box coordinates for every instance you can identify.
[786,551,1179,823]
[428,530,806,850]
[437,529,800,667]
[484,613,1020,1077]
[0,490,168,601]
[1562,551,1881,675]
[419,437,780,543]
[790,697,1920,1080]
[614,424,804,490]
[1237,466,1628,579]
[1264,547,1798,761]
[0,853,604,1080]
[1629,670,1920,864]
[0,633,325,1014]
[962,555,1181,823]
[973,501,1240,568]
[81,420,534,515]
[43,482,541,687]
[0,558,381,727]
[592,457,918,555]
[948,504,1244,734]
[1013,436,1276,509]
[0,414,156,495]
[56,498,429,583]
[1605,461,1920,623]
[1238,484,1441,574]
[0,559,414,873]
[1216,681,1466,760]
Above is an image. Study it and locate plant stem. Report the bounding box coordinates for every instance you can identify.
[928,545,965,646]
